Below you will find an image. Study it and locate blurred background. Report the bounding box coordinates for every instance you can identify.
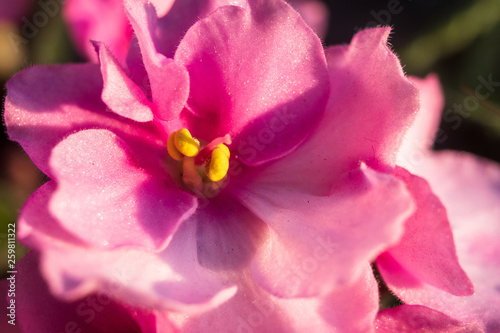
[0,0,499,281]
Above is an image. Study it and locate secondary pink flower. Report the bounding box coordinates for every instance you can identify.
[376,75,500,332]
[5,0,421,330]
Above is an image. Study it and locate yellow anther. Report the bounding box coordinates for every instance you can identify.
[217,143,230,158]
[167,130,184,161]
[174,129,200,157]
[206,144,230,182]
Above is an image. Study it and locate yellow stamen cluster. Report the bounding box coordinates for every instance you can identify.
[167,129,230,186]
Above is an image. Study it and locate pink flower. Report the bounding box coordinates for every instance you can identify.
[5,0,423,331]
[375,76,500,332]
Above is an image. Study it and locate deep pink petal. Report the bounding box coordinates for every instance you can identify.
[397,74,444,173]
[124,0,190,121]
[376,305,483,333]
[14,252,164,333]
[64,0,133,62]
[381,152,500,331]
[39,219,237,313]
[4,64,166,178]
[377,167,473,296]
[49,129,197,251]
[175,1,329,165]
[169,264,378,332]
[232,164,414,297]
[241,27,420,194]
[96,42,154,122]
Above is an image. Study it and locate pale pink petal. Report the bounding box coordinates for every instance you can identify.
[287,0,329,39]
[232,164,414,297]
[397,74,444,173]
[169,264,378,333]
[39,219,237,313]
[319,264,379,333]
[96,42,153,122]
[381,152,500,332]
[15,252,164,333]
[18,181,86,250]
[244,27,419,194]
[320,28,418,172]
[124,0,190,121]
[49,129,197,251]
[376,305,483,333]
[17,184,236,314]
[4,64,166,178]
[64,0,133,62]
[174,0,329,165]
[377,167,473,296]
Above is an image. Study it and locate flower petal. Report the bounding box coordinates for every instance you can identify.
[18,181,85,250]
[240,27,420,194]
[4,64,165,178]
[39,219,237,313]
[169,264,378,333]
[175,0,329,165]
[380,152,500,331]
[150,0,175,17]
[124,0,190,121]
[96,42,154,122]
[397,74,444,173]
[49,129,197,251]
[125,0,247,100]
[194,194,268,272]
[155,0,248,58]
[321,28,419,172]
[14,252,162,333]
[376,305,483,333]
[377,167,473,297]
[233,164,414,297]
[17,184,236,314]
[287,0,329,39]
[64,0,133,62]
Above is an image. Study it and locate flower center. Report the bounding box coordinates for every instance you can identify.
[167,128,231,195]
